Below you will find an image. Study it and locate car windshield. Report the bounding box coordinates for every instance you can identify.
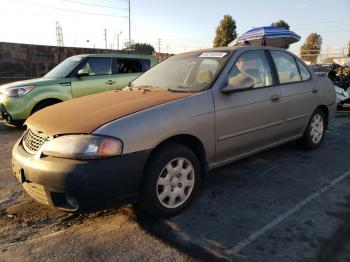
[44,57,83,78]
[130,51,231,92]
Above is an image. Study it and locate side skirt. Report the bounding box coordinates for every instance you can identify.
[209,134,303,170]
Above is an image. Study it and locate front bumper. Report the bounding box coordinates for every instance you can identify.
[12,138,150,210]
[0,103,8,120]
[0,95,30,122]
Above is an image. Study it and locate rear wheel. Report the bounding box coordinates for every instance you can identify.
[139,143,200,217]
[298,109,327,149]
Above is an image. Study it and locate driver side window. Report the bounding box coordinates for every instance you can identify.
[229,50,273,88]
[79,58,112,76]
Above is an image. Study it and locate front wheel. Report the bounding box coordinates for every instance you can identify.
[139,143,200,218]
[298,109,327,149]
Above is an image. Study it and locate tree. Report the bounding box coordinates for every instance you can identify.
[300,33,322,63]
[213,15,237,47]
[130,43,155,55]
[271,20,291,48]
[271,20,290,30]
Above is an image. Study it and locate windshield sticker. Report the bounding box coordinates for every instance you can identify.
[199,52,227,58]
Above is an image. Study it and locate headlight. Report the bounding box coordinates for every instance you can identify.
[42,135,123,159]
[4,86,35,97]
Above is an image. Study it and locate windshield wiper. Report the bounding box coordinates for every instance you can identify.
[130,85,165,92]
[168,86,195,93]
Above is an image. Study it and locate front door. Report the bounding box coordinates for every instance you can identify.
[71,57,112,98]
[213,50,284,162]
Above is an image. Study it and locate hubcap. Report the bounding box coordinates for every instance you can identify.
[310,113,324,144]
[156,157,195,209]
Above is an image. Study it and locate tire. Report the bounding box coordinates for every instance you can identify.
[7,120,25,128]
[298,108,327,150]
[31,100,60,115]
[139,143,200,218]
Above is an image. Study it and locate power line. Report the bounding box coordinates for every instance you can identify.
[293,23,350,30]
[20,0,128,18]
[58,0,128,10]
[291,18,350,27]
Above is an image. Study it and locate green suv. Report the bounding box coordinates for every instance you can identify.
[0,54,157,125]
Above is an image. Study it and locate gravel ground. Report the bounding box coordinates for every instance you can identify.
[0,109,349,262]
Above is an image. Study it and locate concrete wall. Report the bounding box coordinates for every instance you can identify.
[0,42,131,84]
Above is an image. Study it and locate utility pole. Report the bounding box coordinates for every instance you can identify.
[113,31,122,50]
[128,0,131,48]
[117,31,122,50]
[104,28,107,49]
[157,38,162,53]
[56,21,64,47]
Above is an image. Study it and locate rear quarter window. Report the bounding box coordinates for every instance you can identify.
[296,60,311,81]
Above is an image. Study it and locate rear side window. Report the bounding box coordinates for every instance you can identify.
[296,60,311,81]
[270,51,301,84]
[116,59,150,74]
[80,57,112,76]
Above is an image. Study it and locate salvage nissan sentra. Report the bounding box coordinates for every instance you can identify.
[12,46,336,217]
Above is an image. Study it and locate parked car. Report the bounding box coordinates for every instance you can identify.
[0,54,157,126]
[309,62,350,107]
[12,46,336,217]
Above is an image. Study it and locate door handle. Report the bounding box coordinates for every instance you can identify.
[312,88,318,94]
[270,95,280,102]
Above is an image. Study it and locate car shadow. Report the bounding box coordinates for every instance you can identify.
[131,141,301,261]
[314,195,350,262]
[0,121,25,132]
[130,127,350,261]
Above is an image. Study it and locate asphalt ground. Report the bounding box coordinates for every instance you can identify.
[0,109,349,262]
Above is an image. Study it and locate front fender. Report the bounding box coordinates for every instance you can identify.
[93,91,216,163]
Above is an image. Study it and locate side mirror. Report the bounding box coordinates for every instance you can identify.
[76,69,90,78]
[221,75,254,94]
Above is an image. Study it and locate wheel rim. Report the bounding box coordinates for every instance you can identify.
[156,157,195,209]
[310,113,324,144]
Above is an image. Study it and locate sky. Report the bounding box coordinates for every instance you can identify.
[0,0,349,55]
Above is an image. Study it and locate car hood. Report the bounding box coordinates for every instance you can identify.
[25,90,194,136]
[0,78,67,91]
[0,78,64,91]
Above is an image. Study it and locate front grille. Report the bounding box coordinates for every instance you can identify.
[22,129,46,154]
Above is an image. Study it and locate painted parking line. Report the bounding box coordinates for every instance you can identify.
[226,168,350,255]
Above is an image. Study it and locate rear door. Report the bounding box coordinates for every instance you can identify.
[213,49,284,162]
[109,58,151,90]
[71,57,112,98]
[269,50,317,139]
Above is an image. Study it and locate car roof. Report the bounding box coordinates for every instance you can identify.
[179,45,293,56]
[71,53,157,60]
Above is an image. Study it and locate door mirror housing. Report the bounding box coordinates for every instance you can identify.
[221,75,254,94]
[76,69,90,78]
